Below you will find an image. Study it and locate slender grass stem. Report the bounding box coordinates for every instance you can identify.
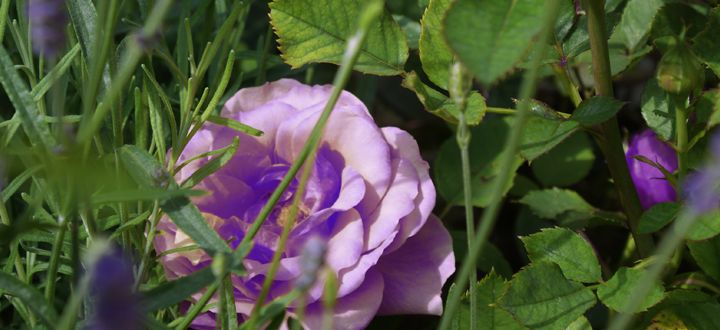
[44,215,68,303]
[175,281,220,330]
[244,2,385,327]
[449,61,477,330]
[580,0,655,257]
[438,1,562,328]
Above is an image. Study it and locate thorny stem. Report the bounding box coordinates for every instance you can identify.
[581,0,655,257]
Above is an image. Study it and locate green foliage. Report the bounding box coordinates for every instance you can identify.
[519,115,579,161]
[450,271,525,330]
[435,117,522,207]
[641,78,675,141]
[530,132,595,187]
[402,72,486,125]
[597,267,665,313]
[638,202,680,234]
[640,290,720,329]
[269,0,408,75]
[444,0,547,86]
[688,236,720,282]
[692,8,720,77]
[418,0,452,90]
[570,96,624,126]
[499,262,596,330]
[521,227,601,283]
[119,145,231,255]
[686,211,720,241]
[0,271,58,326]
[518,188,623,228]
[610,0,665,51]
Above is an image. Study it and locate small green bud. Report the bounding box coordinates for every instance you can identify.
[656,45,704,95]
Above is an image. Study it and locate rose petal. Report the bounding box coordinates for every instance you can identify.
[375,215,455,315]
[301,270,384,330]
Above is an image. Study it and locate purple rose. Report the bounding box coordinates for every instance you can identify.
[625,129,678,209]
[154,79,455,329]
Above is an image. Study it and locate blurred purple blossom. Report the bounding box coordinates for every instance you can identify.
[85,247,141,330]
[625,129,678,209]
[28,0,67,58]
[683,133,720,214]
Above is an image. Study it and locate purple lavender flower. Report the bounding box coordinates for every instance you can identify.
[153,79,455,329]
[683,133,720,214]
[86,247,141,330]
[625,129,678,209]
[28,0,68,58]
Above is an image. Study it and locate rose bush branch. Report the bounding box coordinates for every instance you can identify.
[580,0,655,257]
[439,0,562,328]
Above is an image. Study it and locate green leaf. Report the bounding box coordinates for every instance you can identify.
[0,271,58,326]
[269,0,408,75]
[206,116,263,137]
[444,0,546,86]
[119,145,231,255]
[67,0,99,59]
[499,262,596,330]
[641,78,675,141]
[181,137,240,188]
[641,290,720,330]
[610,0,665,51]
[521,227,601,283]
[450,271,526,330]
[688,235,720,282]
[597,266,665,313]
[90,189,205,204]
[565,316,592,330]
[141,267,215,312]
[0,45,56,149]
[30,44,81,101]
[638,202,680,234]
[693,8,720,77]
[570,96,624,126]
[686,211,720,241]
[435,117,523,207]
[531,132,595,187]
[401,72,486,125]
[520,115,579,161]
[418,0,453,89]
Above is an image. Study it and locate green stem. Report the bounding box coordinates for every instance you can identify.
[244,2,385,326]
[0,200,27,281]
[552,63,582,107]
[175,281,220,330]
[450,61,477,330]
[44,216,68,303]
[438,1,562,328]
[674,95,688,183]
[608,210,699,329]
[487,107,516,115]
[581,0,654,257]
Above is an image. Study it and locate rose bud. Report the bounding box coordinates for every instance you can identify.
[656,44,704,95]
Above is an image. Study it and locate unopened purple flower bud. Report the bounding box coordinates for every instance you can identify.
[295,236,327,291]
[86,247,141,330]
[626,129,678,209]
[28,0,68,59]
